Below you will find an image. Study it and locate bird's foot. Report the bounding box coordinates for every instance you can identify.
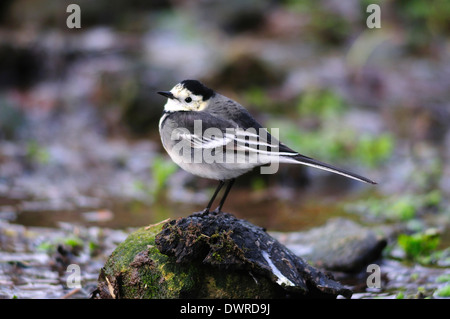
[192,208,210,217]
[192,207,224,217]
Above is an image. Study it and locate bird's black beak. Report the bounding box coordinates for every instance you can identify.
[157,91,175,99]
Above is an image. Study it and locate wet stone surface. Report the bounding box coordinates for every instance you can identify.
[156,211,352,298]
[95,211,352,299]
[271,218,389,272]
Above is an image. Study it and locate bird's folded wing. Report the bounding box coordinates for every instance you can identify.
[171,111,298,157]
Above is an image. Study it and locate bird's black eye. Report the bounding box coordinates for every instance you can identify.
[185,97,192,103]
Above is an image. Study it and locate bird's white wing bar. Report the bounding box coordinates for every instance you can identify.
[232,128,277,148]
[230,129,299,157]
[175,131,233,149]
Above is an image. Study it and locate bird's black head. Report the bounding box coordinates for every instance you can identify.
[158,79,216,112]
[180,79,215,101]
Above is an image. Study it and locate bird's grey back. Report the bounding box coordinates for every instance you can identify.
[206,94,263,130]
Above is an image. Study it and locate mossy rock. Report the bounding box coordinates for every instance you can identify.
[94,224,285,298]
[93,212,352,299]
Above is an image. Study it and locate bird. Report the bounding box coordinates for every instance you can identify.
[158,79,376,214]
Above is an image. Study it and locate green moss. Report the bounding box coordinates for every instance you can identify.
[63,236,84,249]
[435,285,450,297]
[26,140,50,165]
[196,269,281,299]
[396,291,404,299]
[267,117,393,168]
[36,241,54,253]
[296,88,346,119]
[102,225,162,282]
[436,274,450,283]
[393,0,450,52]
[97,222,290,298]
[345,190,442,222]
[398,229,440,261]
[100,223,202,298]
[353,134,394,168]
[212,252,223,262]
[283,1,351,44]
[423,190,442,207]
[151,155,178,196]
[390,198,416,221]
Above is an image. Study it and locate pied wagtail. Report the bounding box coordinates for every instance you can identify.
[158,80,376,213]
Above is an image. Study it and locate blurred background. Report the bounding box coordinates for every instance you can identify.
[0,0,449,298]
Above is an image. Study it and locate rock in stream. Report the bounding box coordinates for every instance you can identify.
[93,211,352,299]
[271,218,389,273]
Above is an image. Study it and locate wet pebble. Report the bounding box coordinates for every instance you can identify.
[0,219,128,298]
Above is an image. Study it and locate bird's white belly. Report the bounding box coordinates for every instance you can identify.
[171,156,255,180]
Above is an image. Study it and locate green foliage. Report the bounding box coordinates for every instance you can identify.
[435,285,450,297]
[436,274,450,283]
[389,197,416,221]
[242,87,287,114]
[346,197,383,221]
[243,87,266,108]
[411,158,443,192]
[130,155,177,202]
[423,190,442,207]
[410,273,419,281]
[36,241,54,253]
[26,140,50,164]
[297,88,346,119]
[270,118,394,167]
[269,120,329,161]
[354,134,394,168]
[395,291,404,299]
[88,241,100,254]
[413,248,450,267]
[151,155,178,196]
[393,0,450,52]
[63,236,84,249]
[345,190,442,222]
[397,229,440,261]
[396,0,450,31]
[283,0,350,44]
[36,235,84,255]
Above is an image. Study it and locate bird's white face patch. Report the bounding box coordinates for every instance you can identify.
[163,84,210,112]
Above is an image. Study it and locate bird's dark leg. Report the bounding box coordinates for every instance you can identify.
[203,180,225,214]
[213,178,235,213]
